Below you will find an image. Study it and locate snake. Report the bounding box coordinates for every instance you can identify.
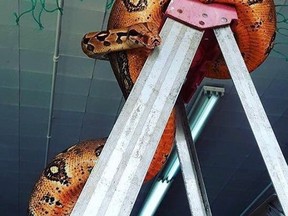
[28,0,276,215]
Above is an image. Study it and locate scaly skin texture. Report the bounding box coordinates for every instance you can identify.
[82,22,162,59]
[28,140,105,216]
[28,0,276,215]
[199,0,276,78]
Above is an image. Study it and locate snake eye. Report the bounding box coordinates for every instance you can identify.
[87,44,94,52]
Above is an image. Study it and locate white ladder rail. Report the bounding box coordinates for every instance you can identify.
[215,25,288,215]
[175,100,212,216]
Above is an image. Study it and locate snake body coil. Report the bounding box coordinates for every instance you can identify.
[28,0,276,215]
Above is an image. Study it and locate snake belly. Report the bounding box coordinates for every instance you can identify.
[28,0,276,215]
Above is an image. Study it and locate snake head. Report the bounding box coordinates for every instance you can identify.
[81,32,110,59]
[81,32,98,57]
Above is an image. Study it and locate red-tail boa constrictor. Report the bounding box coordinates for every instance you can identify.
[28,0,276,215]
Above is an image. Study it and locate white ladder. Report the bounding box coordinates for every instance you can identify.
[71,0,288,215]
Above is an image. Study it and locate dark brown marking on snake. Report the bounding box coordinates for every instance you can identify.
[96,31,110,41]
[41,193,63,208]
[82,36,90,45]
[122,0,148,12]
[115,51,134,98]
[128,29,140,37]
[104,41,111,46]
[116,32,128,44]
[41,193,54,205]
[87,165,93,173]
[248,0,263,5]
[44,159,70,186]
[87,44,94,52]
[250,20,263,31]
